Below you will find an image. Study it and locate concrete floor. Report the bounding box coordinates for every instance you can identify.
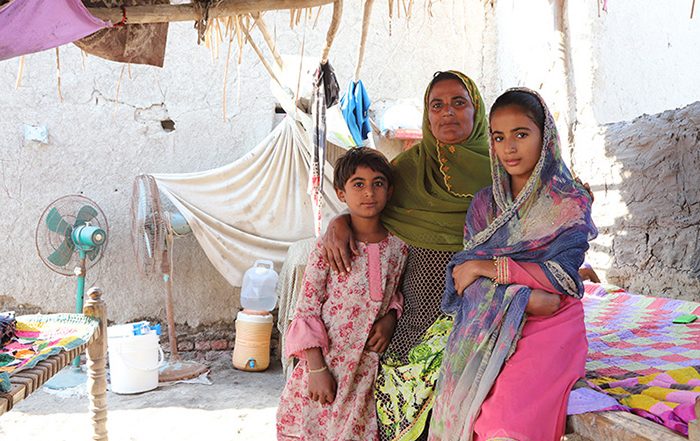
[0,353,590,440]
[0,353,286,440]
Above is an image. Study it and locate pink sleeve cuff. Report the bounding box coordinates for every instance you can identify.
[507,258,559,294]
[387,291,404,319]
[284,316,329,360]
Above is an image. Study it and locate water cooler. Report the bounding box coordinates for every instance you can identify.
[232,260,279,372]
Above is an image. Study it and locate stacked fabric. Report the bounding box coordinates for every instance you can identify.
[0,314,98,392]
[0,312,16,348]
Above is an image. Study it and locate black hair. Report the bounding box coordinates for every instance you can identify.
[490,90,545,133]
[429,71,465,93]
[333,148,394,191]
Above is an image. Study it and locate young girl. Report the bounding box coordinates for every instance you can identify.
[429,88,597,441]
[277,148,408,441]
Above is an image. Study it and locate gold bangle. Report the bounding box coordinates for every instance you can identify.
[492,256,499,286]
[493,256,509,285]
[308,365,328,374]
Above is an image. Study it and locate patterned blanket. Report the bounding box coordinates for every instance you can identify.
[0,314,98,392]
[575,283,700,435]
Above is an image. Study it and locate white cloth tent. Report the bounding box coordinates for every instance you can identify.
[153,115,344,287]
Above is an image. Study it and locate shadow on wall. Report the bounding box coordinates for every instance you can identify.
[601,101,700,301]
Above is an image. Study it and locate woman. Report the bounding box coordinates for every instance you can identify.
[429,88,597,440]
[324,71,492,440]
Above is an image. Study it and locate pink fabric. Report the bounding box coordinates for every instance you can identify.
[0,0,109,62]
[284,316,329,361]
[387,290,404,319]
[368,243,383,301]
[508,258,558,293]
[473,295,587,441]
[277,235,408,441]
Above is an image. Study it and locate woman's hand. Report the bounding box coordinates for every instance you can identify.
[453,260,494,295]
[526,289,562,316]
[321,214,358,274]
[365,310,397,353]
[307,369,337,405]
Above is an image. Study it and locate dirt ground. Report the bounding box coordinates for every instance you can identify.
[0,353,285,440]
[0,352,588,441]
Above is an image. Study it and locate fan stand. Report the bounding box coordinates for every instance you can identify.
[45,253,89,389]
[157,248,209,382]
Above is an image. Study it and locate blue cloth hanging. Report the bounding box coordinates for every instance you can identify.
[340,80,371,146]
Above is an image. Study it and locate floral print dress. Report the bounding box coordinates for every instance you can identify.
[277,235,408,441]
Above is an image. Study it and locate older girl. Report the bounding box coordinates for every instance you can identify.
[429,88,597,441]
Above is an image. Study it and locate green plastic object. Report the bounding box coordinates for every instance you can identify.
[672,314,698,324]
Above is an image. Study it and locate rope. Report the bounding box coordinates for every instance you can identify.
[223,17,234,121]
[112,6,127,27]
[354,0,374,82]
[15,56,24,89]
[294,12,308,113]
[194,0,213,44]
[55,48,63,102]
[320,0,342,64]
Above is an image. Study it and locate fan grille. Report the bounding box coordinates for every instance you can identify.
[131,174,164,276]
[35,195,109,276]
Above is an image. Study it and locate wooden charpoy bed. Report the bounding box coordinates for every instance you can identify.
[0,287,108,441]
[568,405,700,441]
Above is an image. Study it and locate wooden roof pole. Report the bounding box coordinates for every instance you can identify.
[251,13,284,69]
[320,0,342,64]
[240,21,283,87]
[354,0,374,82]
[88,0,334,25]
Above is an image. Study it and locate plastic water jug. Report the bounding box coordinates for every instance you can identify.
[240,260,279,311]
[232,311,273,372]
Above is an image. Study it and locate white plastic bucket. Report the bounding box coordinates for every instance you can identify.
[108,331,164,394]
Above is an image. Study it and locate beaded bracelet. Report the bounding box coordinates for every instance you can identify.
[308,365,328,374]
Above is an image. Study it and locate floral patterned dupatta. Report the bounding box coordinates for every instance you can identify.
[429,88,597,440]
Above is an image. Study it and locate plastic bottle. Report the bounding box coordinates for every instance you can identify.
[240,260,279,312]
[108,321,161,337]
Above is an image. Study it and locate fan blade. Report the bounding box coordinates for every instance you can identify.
[75,205,98,226]
[143,230,153,259]
[47,238,75,267]
[45,208,72,234]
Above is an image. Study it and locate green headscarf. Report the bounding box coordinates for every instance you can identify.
[382,71,491,251]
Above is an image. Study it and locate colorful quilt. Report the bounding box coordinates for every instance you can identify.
[578,283,700,435]
[0,314,98,392]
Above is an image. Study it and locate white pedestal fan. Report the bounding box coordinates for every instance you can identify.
[131,174,208,382]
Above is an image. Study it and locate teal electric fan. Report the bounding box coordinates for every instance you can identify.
[35,195,109,388]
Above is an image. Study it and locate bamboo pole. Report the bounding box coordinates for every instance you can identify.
[320,0,342,64]
[252,13,284,69]
[88,0,333,25]
[240,22,283,87]
[354,0,374,82]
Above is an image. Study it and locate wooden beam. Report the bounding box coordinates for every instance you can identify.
[568,412,687,441]
[88,0,334,25]
[688,396,700,441]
